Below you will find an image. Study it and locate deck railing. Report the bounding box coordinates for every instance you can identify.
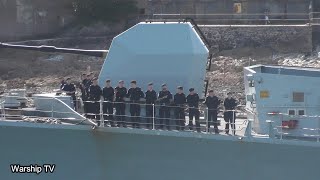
[263,112,320,142]
[0,95,248,136]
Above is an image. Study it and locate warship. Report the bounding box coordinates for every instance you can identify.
[1,20,320,180]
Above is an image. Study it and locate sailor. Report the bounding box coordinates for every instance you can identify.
[61,77,77,110]
[145,82,157,129]
[158,84,172,130]
[88,77,102,125]
[82,73,90,89]
[115,80,127,127]
[80,73,89,116]
[84,74,92,91]
[204,90,221,134]
[186,88,200,132]
[127,80,144,128]
[174,86,186,131]
[224,92,238,135]
[59,77,66,90]
[102,79,114,127]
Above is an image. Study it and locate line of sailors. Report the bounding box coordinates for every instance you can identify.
[62,76,238,135]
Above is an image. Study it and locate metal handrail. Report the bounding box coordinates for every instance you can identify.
[1,95,246,136]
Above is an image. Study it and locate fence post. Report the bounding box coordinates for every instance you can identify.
[206,107,209,133]
[245,119,252,138]
[152,104,155,130]
[100,99,104,127]
[266,120,274,139]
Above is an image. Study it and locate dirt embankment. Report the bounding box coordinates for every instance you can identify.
[1,45,320,98]
[0,48,103,92]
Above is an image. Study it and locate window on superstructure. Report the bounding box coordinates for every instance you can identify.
[292,92,304,102]
[288,110,295,116]
[298,110,305,116]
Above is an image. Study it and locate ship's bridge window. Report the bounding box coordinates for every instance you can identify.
[292,92,304,102]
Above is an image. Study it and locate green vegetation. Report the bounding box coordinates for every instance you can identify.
[72,0,138,24]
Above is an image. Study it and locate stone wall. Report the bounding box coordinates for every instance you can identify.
[199,25,313,53]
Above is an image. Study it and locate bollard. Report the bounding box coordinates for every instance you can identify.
[245,119,253,138]
[100,99,104,127]
[266,120,274,139]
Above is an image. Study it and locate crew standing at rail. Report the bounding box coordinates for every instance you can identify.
[80,73,89,116]
[174,86,186,131]
[88,78,102,125]
[127,80,144,128]
[61,77,77,110]
[158,84,172,130]
[224,92,238,135]
[60,77,66,90]
[205,90,221,134]
[102,79,114,127]
[115,80,127,127]
[145,82,157,129]
[186,88,200,132]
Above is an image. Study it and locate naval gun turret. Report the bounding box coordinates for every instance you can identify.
[100,21,209,96]
[1,20,211,125]
[1,19,212,97]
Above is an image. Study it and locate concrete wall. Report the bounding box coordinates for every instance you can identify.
[199,25,313,53]
[143,0,312,15]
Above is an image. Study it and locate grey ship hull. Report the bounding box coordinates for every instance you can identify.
[1,121,319,180]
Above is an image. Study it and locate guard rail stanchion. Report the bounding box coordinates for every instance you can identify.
[245,119,252,138]
[206,107,209,133]
[152,103,155,130]
[51,97,54,118]
[232,110,235,136]
[266,120,274,139]
[317,117,320,142]
[100,99,104,127]
[280,114,283,140]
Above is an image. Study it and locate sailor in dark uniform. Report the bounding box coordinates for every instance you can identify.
[158,84,172,130]
[115,80,127,127]
[82,74,92,116]
[80,73,89,116]
[102,79,114,127]
[204,90,221,134]
[186,88,200,132]
[88,78,102,125]
[61,77,77,110]
[145,82,157,129]
[127,80,144,128]
[174,86,186,131]
[224,92,238,135]
[60,77,66,90]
